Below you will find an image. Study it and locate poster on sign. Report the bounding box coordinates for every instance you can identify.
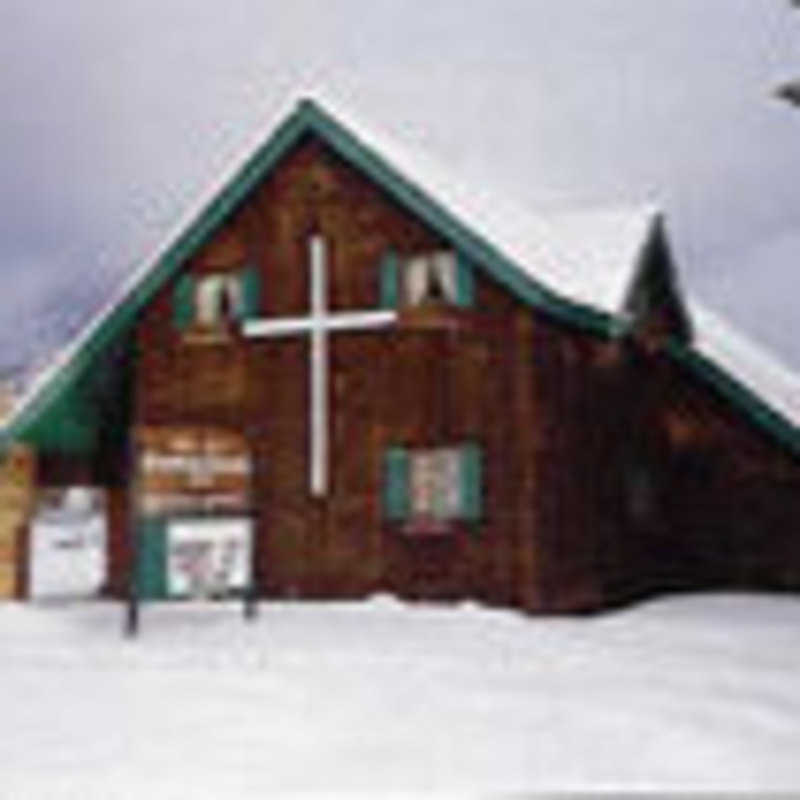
[167,517,252,598]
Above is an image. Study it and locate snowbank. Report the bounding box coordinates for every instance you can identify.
[1,593,799,796]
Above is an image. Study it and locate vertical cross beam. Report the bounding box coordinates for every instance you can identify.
[242,236,398,497]
[309,234,328,498]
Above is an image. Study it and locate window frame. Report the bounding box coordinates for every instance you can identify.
[399,250,459,309]
[383,441,483,533]
[173,264,261,338]
[195,272,242,328]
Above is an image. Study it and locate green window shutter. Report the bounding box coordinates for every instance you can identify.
[383,446,410,521]
[379,250,400,309]
[455,252,475,308]
[136,518,168,600]
[173,273,195,331]
[238,265,261,320]
[460,442,483,522]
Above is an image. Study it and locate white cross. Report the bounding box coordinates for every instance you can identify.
[243,235,398,497]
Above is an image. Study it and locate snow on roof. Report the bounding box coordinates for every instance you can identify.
[312,91,657,314]
[337,92,800,431]
[525,206,658,313]
[688,299,800,429]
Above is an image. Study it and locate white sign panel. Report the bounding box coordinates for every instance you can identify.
[29,488,107,600]
[167,517,252,598]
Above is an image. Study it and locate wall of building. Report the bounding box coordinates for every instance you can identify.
[95,133,800,613]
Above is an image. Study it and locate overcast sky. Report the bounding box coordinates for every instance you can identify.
[2,0,800,372]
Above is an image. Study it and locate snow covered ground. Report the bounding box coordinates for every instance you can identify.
[1,593,800,797]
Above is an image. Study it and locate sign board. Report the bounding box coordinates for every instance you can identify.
[167,517,251,598]
[136,426,251,515]
[128,427,257,632]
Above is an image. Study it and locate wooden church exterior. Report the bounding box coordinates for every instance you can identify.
[3,97,800,612]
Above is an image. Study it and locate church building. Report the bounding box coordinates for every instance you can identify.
[2,96,800,612]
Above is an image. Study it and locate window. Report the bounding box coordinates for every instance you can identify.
[383,443,482,527]
[379,249,475,309]
[410,448,462,519]
[173,266,260,332]
[196,274,242,326]
[403,251,458,307]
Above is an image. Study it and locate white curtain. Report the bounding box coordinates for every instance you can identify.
[195,274,241,323]
[431,251,458,304]
[405,255,430,306]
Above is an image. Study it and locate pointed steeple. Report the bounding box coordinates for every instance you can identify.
[623,214,692,347]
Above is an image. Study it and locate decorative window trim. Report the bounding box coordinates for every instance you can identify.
[195,273,241,327]
[403,251,458,307]
[173,264,261,339]
[383,442,483,533]
[380,248,475,310]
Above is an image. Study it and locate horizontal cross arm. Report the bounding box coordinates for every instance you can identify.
[242,317,316,338]
[243,310,398,339]
[325,310,398,331]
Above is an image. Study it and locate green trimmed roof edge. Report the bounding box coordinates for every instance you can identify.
[665,339,800,459]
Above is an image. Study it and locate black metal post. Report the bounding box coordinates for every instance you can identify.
[125,512,139,636]
[125,436,140,637]
[244,509,258,621]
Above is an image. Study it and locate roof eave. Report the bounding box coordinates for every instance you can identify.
[665,338,800,459]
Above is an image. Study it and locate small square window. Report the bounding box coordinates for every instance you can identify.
[401,251,458,307]
[174,265,260,335]
[195,274,242,326]
[383,442,483,528]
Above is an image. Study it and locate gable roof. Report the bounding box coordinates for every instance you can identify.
[1,93,799,457]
